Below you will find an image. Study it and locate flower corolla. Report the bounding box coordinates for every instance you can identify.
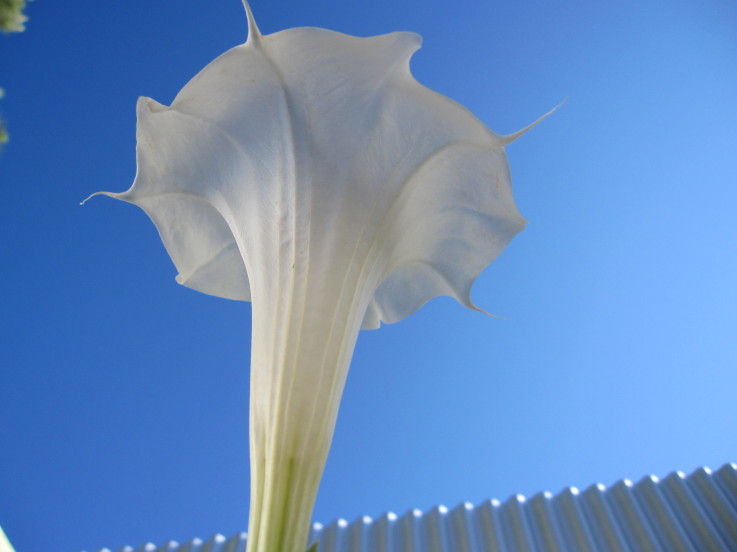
[88,2,552,551]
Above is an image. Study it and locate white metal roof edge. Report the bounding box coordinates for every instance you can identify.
[88,462,737,552]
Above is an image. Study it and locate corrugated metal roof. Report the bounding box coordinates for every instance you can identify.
[91,463,737,552]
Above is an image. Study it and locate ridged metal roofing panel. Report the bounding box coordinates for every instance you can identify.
[89,463,737,552]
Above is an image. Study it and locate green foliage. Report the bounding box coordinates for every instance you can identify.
[0,0,28,32]
[306,542,318,552]
[0,0,29,147]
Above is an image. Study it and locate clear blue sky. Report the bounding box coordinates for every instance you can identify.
[1,1,736,550]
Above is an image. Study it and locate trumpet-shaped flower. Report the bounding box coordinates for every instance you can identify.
[88,2,551,551]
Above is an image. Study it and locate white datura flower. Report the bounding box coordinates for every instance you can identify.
[88,2,553,551]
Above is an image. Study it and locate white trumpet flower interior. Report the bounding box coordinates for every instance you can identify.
[87,2,551,551]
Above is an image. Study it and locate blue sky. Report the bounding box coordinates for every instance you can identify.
[1,0,736,550]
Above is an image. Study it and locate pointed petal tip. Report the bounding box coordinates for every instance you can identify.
[500,97,567,146]
[458,290,486,316]
[80,191,105,206]
[477,305,510,321]
[241,0,262,44]
[463,295,509,321]
[79,191,128,206]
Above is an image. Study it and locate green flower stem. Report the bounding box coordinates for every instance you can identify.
[244,257,372,552]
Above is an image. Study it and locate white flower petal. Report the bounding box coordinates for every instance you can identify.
[91,3,546,551]
[113,27,525,323]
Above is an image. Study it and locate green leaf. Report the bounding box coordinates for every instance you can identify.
[0,0,30,33]
[306,542,318,552]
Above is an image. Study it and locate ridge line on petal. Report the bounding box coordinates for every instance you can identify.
[356,141,522,325]
[321,140,494,330]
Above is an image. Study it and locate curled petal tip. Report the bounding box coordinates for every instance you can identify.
[80,191,105,206]
[241,0,262,44]
[464,295,510,320]
[80,191,127,206]
[500,97,567,146]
